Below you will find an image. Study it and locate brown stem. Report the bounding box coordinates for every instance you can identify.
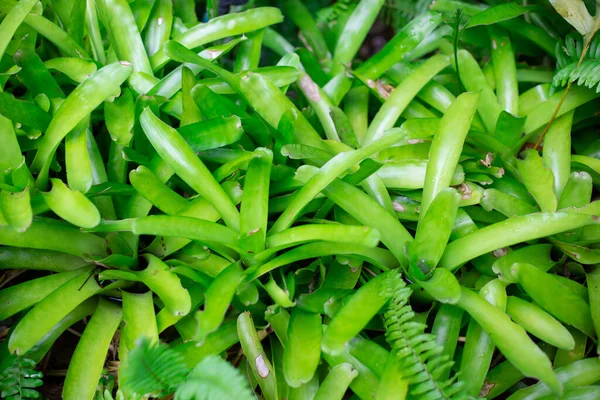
[533,82,572,151]
[534,26,600,151]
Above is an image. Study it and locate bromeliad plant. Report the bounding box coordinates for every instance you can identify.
[2,0,600,399]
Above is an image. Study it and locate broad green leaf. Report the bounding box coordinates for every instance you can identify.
[0,187,32,232]
[105,88,135,146]
[572,154,600,184]
[468,3,541,28]
[0,92,51,131]
[481,188,538,217]
[517,149,557,212]
[0,114,21,178]
[0,0,38,61]
[495,111,526,150]
[178,116,244,152]
[180,66,203,126]
[44,58,98,83]
[281,144,335,162]
[550,238,600,264]
[411,188,461,278]
[329,106,359,148]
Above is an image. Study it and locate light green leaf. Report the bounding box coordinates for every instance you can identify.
[550,237,600,264]
[517,149,558,212]
[281,144,335,161]
[175,355,254,400]
[467,3,541,28]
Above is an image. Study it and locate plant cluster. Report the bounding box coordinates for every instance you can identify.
[1,0,600,399]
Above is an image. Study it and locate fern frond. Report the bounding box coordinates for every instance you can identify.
[119,337,189,398]
[381,0,432,30]
[553,33,600,92]
[316,0,354,25]
[0,356,43,400]
[174,355,254,400]
[383,276,471,400]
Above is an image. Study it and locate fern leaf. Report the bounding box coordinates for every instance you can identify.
[382,275,471,400]
[0,356,43,400]
[119,337,189,398]
[554,61,579,87]
[174,356,254,400]
[317,0,431,31]
[316,0,354,25]
[553,33,600,92]
[573,59,600,88]
[382,0,432,30]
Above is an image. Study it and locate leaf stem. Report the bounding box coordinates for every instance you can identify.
[534,23,600,150]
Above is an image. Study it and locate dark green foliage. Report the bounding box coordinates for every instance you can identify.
[118,338,189,397]
[383,276,470,400]
[317,0,431,31]
[117,338,253,400]
[174,356,255,400]
[0,356,43,400]
[381,0,433,30]
[451,8,467,93]
[554,33,600,92]
[316,0,354,24]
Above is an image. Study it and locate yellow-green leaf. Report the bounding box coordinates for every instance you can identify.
[517,149,558,212]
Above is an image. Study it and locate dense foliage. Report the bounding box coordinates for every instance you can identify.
[1,0,600,399]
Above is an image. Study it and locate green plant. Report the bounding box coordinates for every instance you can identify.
[0,356,43,400]
[175,356,255,400]
[381,0,434,30]
[2,0,600,399]
[119,338,189,397]
[554,33,600,92]
[450,8,467,93]
[106,337,254,400]
[382,277,468,399]
[316,0,354,25]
